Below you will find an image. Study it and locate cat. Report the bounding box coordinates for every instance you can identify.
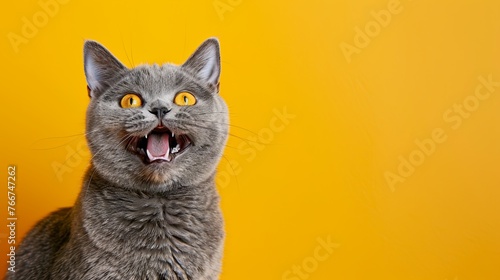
[6,38,228,280]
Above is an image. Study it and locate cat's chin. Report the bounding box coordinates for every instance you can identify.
[125,125,192,165]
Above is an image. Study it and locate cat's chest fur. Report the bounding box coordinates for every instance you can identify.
[55,172,224,280]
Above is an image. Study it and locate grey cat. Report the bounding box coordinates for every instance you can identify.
[6,38,228,280]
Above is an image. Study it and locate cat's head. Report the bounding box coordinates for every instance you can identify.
[83,38,228,191]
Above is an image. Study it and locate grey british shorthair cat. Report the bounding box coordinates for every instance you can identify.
[6,38,228,280]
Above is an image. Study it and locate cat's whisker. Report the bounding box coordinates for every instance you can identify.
[223,144,238,150]
[228,133,265,145]
[30,127,106,150]
[84,163,97,193]
[174,119,267,146]
[188,111,227,116]
[129,35,136,67]
[175,116,258,136]
[121,38,132,67]
[31,138,84,151]
[219,154,240,192]
[32,132,85,141]
[200,120,258,136]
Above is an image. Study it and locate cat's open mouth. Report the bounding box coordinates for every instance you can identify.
[126,126,191,164]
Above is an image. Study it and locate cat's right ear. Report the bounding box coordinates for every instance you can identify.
[84,40,127,98]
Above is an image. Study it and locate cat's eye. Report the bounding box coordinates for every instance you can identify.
[120,94,142,108]
[174,92,197,106]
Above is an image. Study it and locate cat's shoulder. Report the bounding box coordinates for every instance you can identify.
[19,207,72,252]
[30,207,72,234]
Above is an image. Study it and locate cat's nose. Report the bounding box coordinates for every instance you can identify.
[149,107,171,120]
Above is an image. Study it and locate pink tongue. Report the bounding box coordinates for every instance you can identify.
[147,133,170,157]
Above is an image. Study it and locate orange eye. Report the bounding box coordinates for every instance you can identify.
[120,94,142,108]
[174,92,197,106]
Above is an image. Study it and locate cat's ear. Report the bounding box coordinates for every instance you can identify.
[84,40,127,98]
[182,38,221,90]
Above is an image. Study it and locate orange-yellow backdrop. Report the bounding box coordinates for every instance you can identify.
[2,0,500,279]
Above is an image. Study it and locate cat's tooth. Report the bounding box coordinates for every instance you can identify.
[146,149,154,161]
[171,145,180,154]
[171,132,175,137]
[145,134,148,139]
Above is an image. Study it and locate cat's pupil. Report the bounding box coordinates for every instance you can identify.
[129,98,134,105]
[183,95,188,104]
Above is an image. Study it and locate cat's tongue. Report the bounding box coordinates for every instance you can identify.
[146,133,170,159]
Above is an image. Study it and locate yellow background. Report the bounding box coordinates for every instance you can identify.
[2,0,500,279]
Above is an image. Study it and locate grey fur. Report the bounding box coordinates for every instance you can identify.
[7,38,228,280]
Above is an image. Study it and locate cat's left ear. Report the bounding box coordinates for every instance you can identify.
[182,38,221,91]
[84,40,127,98]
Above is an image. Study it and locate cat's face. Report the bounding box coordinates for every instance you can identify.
[83,39,228,191]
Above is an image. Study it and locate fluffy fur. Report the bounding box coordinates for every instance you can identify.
[7,38,228,280]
